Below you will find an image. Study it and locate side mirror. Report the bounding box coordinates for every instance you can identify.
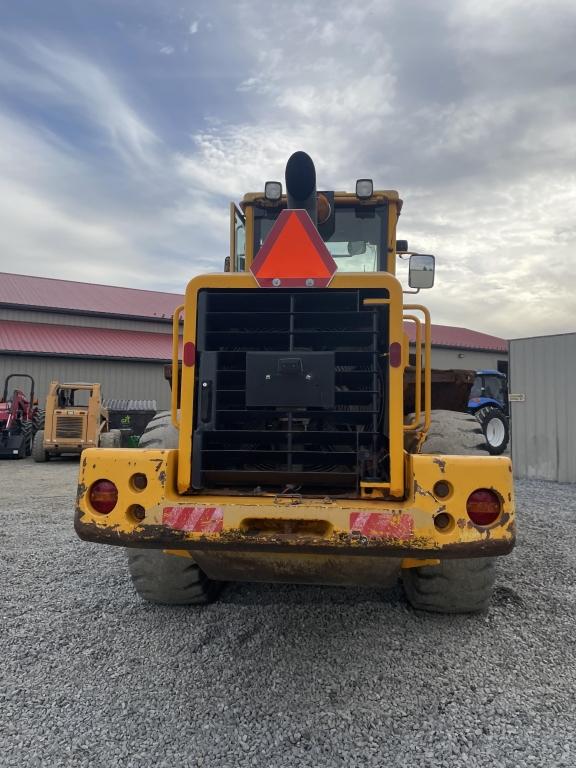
[409,254,435,289]
[223,256,231,273]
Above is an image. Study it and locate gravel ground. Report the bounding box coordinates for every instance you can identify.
[2,458,575,768]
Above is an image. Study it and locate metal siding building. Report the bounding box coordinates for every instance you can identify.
[0,355,171,410]
[0,273,179,411]
[429,347,507,371]
[509,333,576,482]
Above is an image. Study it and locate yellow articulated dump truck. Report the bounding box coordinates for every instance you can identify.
[75,152,515,613]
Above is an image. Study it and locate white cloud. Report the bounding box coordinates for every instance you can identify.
[189,20,199,35]
[0,37,160,168]
[0,39,224,292]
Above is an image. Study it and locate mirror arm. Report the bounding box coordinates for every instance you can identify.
[403,288,421,295]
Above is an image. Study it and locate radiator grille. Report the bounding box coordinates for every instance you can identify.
[192,288,390,493]
[55,416,84,439]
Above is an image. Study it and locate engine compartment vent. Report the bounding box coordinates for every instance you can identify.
[192,288,390,495]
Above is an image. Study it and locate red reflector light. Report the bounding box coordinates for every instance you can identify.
[466,488,501,526]
[89,480,118,514]
[183,341,196,367]
[389,342,402,367]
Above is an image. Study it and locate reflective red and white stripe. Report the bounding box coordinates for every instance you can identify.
[349,512,413,539]
[163,506,223,533]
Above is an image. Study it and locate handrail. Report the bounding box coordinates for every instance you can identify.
[403,304,431,439]
[403,314,422,430]
[171,304,185,430]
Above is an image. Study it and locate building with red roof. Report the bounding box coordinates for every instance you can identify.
[0,272,508,409]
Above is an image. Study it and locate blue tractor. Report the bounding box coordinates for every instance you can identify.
[468,370,509,455]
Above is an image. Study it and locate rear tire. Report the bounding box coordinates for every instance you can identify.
[99,429,122,448]
[33,408,45,431]
[402,558,496,614]
[19,420,33,457]
[126,412,222,605]
[478,408,509,455]
[32,430,48,462]
[127,549,221,605]
[402,409,496,614]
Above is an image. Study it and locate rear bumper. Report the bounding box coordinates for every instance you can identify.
[75,449,515,560]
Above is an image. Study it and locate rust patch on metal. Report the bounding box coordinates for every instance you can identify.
[74,510,515,559]
[440,537,514,557]
[456,518,466,529]
[414,479,435,500]
[158,470,166,486]
[76,483,87,504]
[433,457,446,474]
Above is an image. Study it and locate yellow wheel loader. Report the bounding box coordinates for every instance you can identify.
[75,152,515,613]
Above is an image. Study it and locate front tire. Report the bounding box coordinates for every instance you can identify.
[127,412,222,605]
[32,429,48,462]
[402,409,496,614]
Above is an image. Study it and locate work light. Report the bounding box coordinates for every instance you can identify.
[265,181,282,201]
[356,179,373,199]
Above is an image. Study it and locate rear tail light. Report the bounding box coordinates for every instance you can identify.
[89,479,118,514]
[466,488,501,526]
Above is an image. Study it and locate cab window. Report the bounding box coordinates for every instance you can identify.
[253,203,389,272]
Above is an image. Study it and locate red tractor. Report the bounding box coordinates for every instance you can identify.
[0,374,42,459]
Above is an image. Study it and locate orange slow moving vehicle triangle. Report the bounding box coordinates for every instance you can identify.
[250,209,337,287]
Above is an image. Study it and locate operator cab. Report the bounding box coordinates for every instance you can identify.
[230,153,434,289]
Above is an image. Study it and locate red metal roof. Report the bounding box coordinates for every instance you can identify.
[0,318,506,360]
[0,320,173,360]
[0,272,181,320]
[403,322,507,352]
[0,271,507,355]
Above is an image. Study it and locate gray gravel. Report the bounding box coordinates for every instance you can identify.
[2,458,576,768]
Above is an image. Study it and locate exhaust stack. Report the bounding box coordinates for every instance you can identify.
[285,151,317,227]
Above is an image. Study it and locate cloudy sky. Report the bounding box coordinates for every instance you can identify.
[0,0,574,339]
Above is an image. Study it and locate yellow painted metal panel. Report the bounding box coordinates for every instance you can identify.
[76,448,515,560]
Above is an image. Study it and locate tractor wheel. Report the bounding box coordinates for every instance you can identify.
[126,412,222,605]
[33,408,45,432]
[138,411,177,449]
[478,408,509,455]
[127,549,221,605]
[402,558,496,615]
[32,430,48,462]
[402,409,496,614]
[99,429,122,448]
[20,420,33,457]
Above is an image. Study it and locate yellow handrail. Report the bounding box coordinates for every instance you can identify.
[403,314,422,430]
[403,304,431,438]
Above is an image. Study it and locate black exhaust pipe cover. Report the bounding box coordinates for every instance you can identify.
[285,151,318,226]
